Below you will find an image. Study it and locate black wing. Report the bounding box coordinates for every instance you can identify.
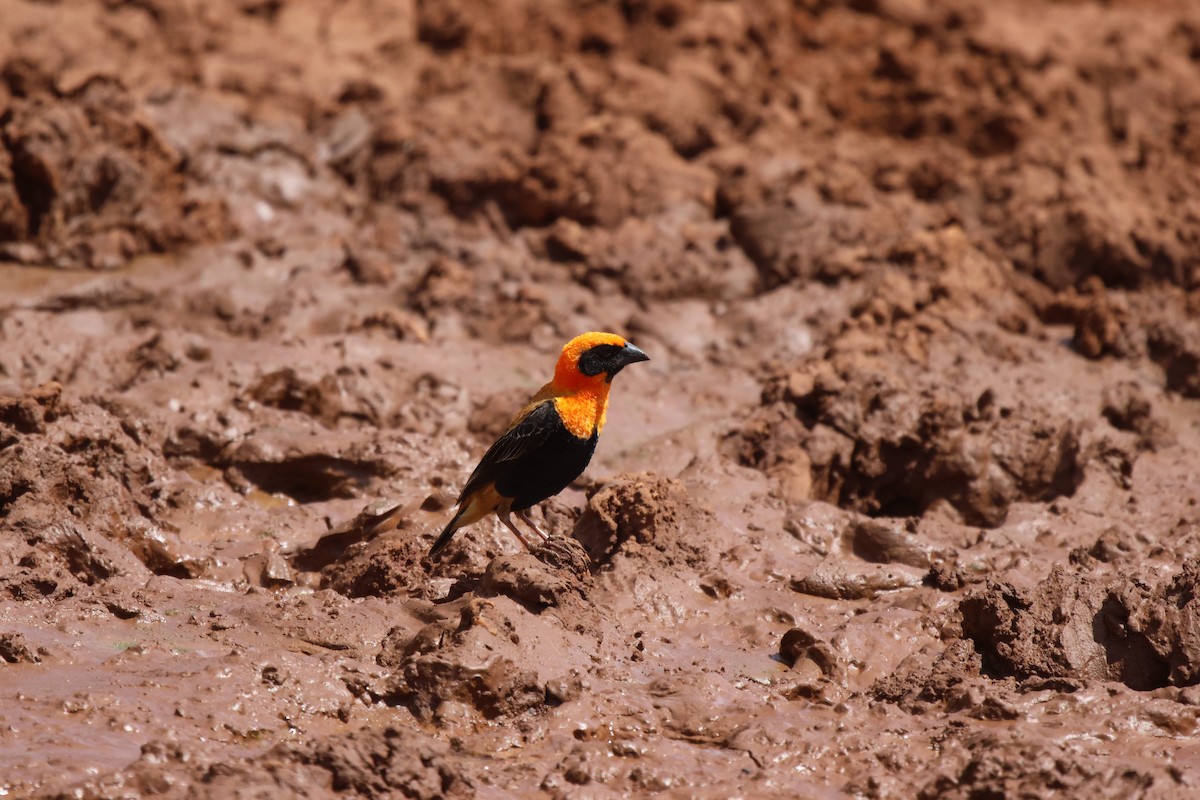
[458,400,559,502]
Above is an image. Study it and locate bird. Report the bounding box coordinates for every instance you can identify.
[428,331,650,557]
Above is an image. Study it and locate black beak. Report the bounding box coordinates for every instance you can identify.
[620,342,650,366]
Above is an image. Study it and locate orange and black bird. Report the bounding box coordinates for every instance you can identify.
[428,331,650,556]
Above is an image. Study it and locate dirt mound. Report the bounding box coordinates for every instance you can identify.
[322,532,431,598]
[917,735,1161,800]
[0,383,164,591]
[0,75,231,269]
[1148,318,1200,399]
[536,209,758,303]
[960,559,1200,691]
[103,727,474,800]
[786,0,1200,291]
[284,726,472,799]
[735,349,1086,526]
[481,535,592,608]
[1138,559,1200,687]
[727,225,1117,526]
[574,472,718,568]
[309,497,453,598]
[379,593,596,723]
[872,639,986,714]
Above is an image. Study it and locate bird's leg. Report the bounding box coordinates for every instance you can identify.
[497,510,536,551]
[516,509,549,541]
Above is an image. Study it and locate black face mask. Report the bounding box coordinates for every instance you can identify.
[578,342,651,382]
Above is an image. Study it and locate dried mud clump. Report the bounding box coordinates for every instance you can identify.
[342,71,716,233]
[134,727,474,799]
[959,563,1200,691]
[791,557,924,601]
[313,496,546,601]
[542,211,758,304]
[1148,320,1200,399]
[1132,559,1200,687]
[1,384,166,590]
[917,736,1158,800]
[815,0,1200,292]
[283,726,472,799]
[885,553,1200,712]
[244,368,346,426]
[481,536,592,608]
[0,632,42,664]
[872,640,985,715]
[573,472,716,568]
[1101,381,1171,451]
[0,76,231,268]
[737,357,1084,527]
[1062,278,1134,359]
[321,533,429,599]
[381,598,550,722]
[726,224,1099,524]
[0,379,64,435]
[779,626,847,701]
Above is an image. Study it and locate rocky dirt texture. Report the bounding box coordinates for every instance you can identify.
[4,0,1200,797]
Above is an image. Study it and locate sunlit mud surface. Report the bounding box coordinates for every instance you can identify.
[4,1,1200,797]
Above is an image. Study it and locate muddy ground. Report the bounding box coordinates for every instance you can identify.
[3,0,1200,797]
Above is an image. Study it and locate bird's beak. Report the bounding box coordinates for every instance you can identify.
[620,342,650,366]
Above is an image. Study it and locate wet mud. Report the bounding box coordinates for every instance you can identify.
[4,0,1200,796]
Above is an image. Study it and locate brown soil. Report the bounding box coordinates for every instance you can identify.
[4,0,1200,797]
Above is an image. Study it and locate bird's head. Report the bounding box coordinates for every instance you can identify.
[553,331,650,389]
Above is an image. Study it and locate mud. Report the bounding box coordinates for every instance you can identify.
[4,0,1200,797]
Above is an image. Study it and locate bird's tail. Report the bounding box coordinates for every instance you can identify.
[428,486,498,557]
[428,507,466,557]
